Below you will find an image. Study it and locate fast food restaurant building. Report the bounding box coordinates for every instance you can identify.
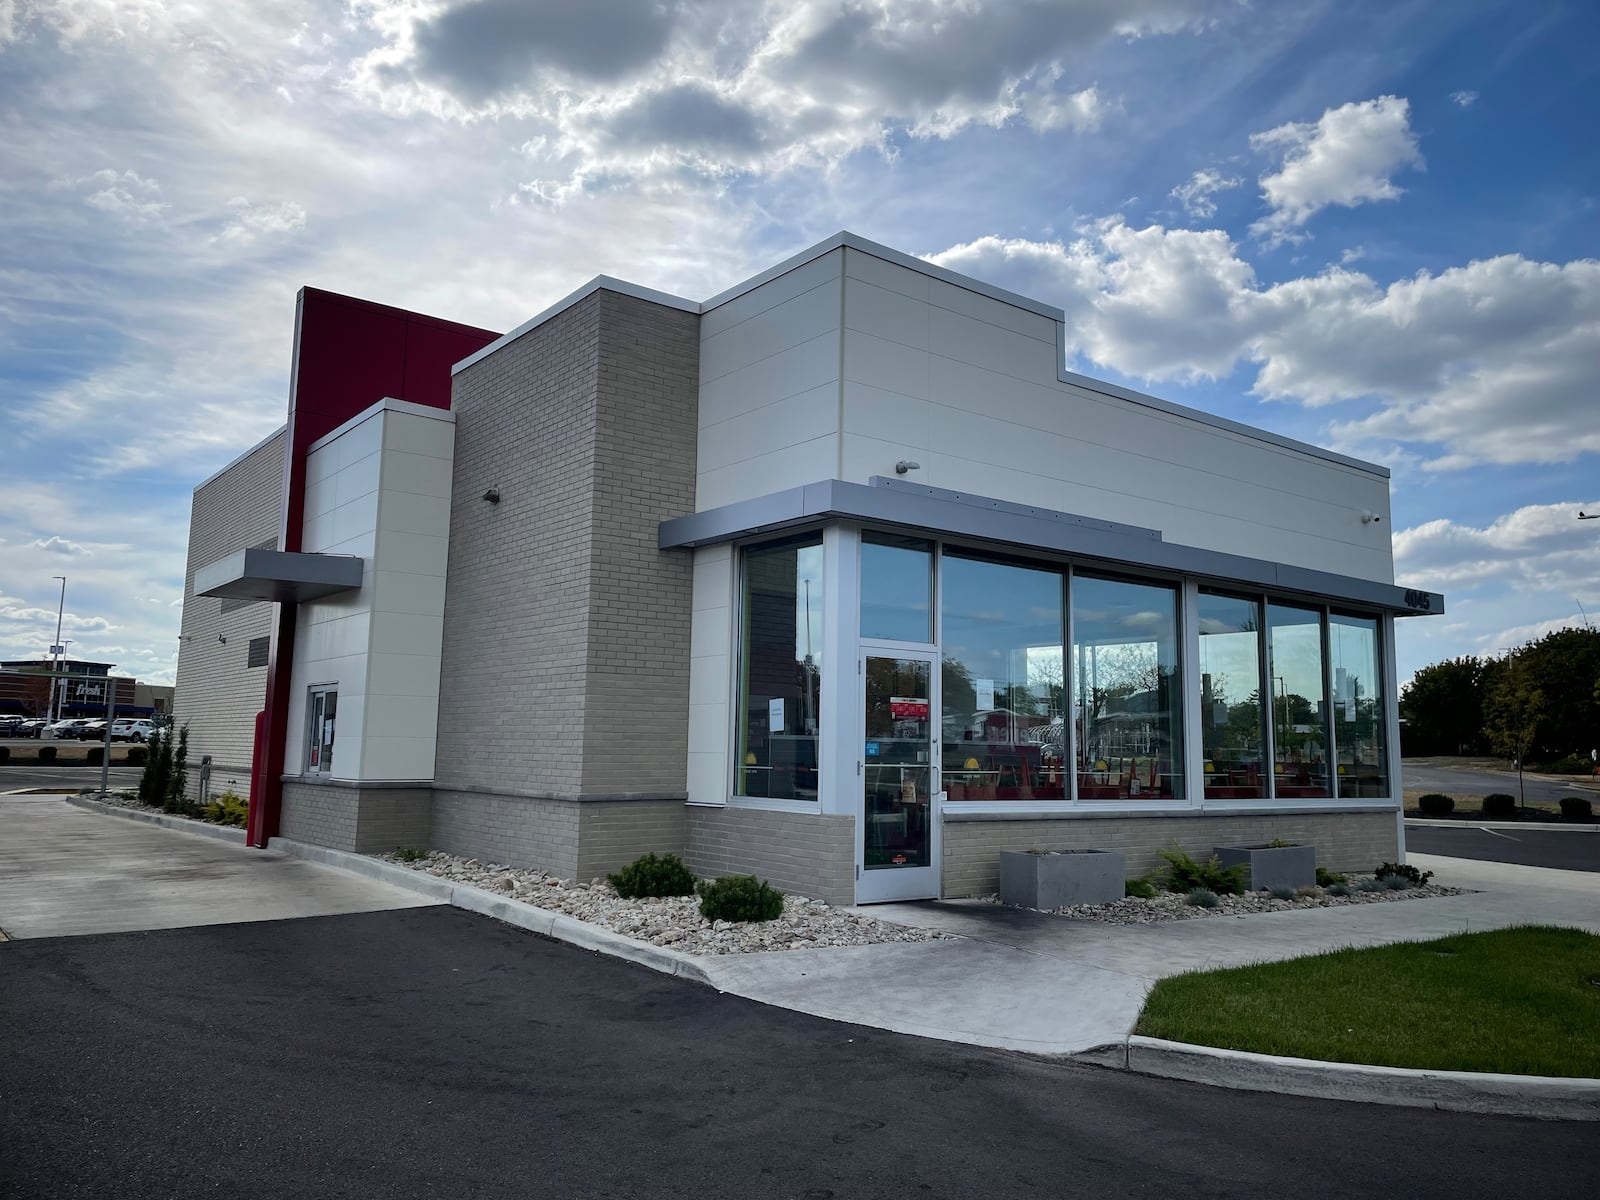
[180,232,1442,906]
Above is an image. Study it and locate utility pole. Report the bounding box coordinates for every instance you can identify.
[49,576,67,722]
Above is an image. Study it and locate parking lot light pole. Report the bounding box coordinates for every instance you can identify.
[50,576,66,722]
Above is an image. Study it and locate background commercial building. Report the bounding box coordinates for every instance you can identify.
[179,233,1443,905]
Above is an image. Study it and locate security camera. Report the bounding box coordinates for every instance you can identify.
[1361,513,1381,524]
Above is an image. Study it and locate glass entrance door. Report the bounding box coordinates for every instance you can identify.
[857,651,940,903]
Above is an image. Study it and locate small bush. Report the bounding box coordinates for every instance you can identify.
[1542,754,1590,775]
[199,790,249,827]
[1482,793,1516,819]
[394,847,428,863]
[1356,878,1387,893]
[1315,867,1347,887]
[39,744,57,764]
[697,874,784,922]
[1294,886,1320,900]
[1267,838,1294,848]
[1269,885,1297,901]
[608,852,698,899]
[1560,796,1594,822]
[1327,882,1351,897]
[1158,846,1248,896]
[1375,862,1433,887]
[1382,874,1411,891]
[126,745,147,765]
[1124,877,1159,899]
[86,746,104,766]
[0,745,9,764]
[1417,793,1454,816]
[1185,887,1220,909]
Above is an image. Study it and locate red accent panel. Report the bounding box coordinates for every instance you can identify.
[248,289,499,848]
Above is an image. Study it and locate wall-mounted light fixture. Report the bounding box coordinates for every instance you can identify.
[483,487,501,504]
[894,460,921,475]
[1360,512,1382,524]
[218,635,228,644]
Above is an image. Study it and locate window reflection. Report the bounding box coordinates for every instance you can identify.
[939,552,1066,800]
[1331,614,1387,797]
[1198,592,1267,799]
[1268,602,1330,797]
[737,534,823,800]
[861,532,933,642]
[1073,575,1183,800]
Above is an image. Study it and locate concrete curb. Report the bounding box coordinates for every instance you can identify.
[1077,1036,1600,1121]
[64,795,249,846]
[265,837,714,987]
[1406,817,1599,831]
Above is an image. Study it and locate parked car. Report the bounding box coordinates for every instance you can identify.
[16,718,47,739]
[44,718,89,739]
[0,715,25,736]
[76,719,109,741]
[111,718,156,743]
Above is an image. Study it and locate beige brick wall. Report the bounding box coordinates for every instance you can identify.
[174,429,286,800]
[687,806,857,906]
[435,290,699,804]
[941,809,1399,897]
[430,789,583,877]
[279,779,432,853]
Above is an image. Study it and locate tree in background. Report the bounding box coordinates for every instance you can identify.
[1399,656,1486,756]
[1517,628,1600,761]
[1484,651,1546,814]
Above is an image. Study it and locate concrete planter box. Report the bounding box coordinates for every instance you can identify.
[1214,844,1317,892]
[999,849,1126,909]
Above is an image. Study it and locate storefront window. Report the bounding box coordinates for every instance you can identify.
[940,552,1066,800]
[736,534,823,800]
[1198,592,1267,800]
[861,532,933,642]
[1073,575,1183,800]
[307,686,336,774]
[1268,602,1330,797]
[1330,614,1387,798]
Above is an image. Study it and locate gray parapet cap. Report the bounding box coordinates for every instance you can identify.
[658,478,1445,617]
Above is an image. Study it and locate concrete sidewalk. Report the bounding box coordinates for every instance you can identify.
[696,853,1600,1056]
[0,795,440,939]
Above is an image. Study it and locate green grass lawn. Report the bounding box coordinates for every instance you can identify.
[1135,926,1600,1077]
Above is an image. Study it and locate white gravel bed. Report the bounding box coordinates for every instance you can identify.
[377,850,946,956]
[997,878,1467,925]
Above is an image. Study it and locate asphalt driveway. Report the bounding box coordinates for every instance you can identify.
[1407,825,1600,872]
[3,906,1593,1200]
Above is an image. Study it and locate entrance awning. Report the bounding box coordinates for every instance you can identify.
[194,548,363,604]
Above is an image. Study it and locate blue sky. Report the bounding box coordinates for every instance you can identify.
[1,0,1596,691]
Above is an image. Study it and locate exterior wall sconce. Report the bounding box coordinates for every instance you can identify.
[483,488,501,504]
[894,460,921,475]
[218,635,228,644]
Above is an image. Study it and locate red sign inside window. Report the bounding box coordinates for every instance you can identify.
[889,697,929,719]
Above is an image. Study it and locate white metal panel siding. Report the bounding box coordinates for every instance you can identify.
[836,248,1395,583]
[686,544,734,805]
[173,429,285,797]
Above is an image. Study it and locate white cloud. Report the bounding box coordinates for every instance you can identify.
[214,197,308,245]
[931,223,1600,471]
[31,536,93,557]
[1170,167,1242,219]
[70,169,167,222]
[1393,502,1600,594]
[1249,95,1423,244]
[1449,89,1478,109]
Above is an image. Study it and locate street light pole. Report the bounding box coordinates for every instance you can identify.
[50,575,67,722]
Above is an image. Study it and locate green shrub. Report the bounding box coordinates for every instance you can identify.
[1375,862,1433,887]
[1185,887,1219,909]
[1326,882,1351,897]
[165,724,192,815]
[1417,793,1454,816]
[1482,792,1516,819]
[86,746,104,766]
[1542,754,1590,775]
[1382,874,1411,891]
[126,745,147,765]
[39,744,57,764]
[608,852,698,899]
[1315,867,1347,887]
[139,730,167,806]
[1560,795,1593,821]
[198,790,249,827]
[1356,878,1387,893]
[0,745,8,764]
[394,847,428,863]
[1158,846,1248,896]
[696,874,784,922]
[1269,885,1297,900]
[1124,876,1159,899]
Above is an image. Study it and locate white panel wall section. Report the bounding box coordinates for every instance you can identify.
[288,401,453,784]
[835,247,1395,584]
[686,543,734,806]
[696,248,843,511]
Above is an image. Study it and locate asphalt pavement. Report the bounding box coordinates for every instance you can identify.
[0,762,141,792]
[1402,762,1599,804]
[1407,825,1600,873]
[3,906,1593,1200]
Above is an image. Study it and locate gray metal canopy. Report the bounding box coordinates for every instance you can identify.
[195,548,363,604]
